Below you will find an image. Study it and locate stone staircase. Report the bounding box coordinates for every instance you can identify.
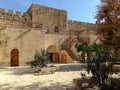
[61,45,77,60]
[76,36,84,43]
[61,36,77,60]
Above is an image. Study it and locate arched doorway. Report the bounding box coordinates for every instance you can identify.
[11,49,19,66]
[61,52,67,63]
[47,45,59,63]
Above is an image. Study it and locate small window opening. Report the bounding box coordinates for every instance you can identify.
[54,26,59,32]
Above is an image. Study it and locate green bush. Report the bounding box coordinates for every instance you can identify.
[29,49,50,68]
[76,43,119,89]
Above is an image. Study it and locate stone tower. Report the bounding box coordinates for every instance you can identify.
[26,4,67,32]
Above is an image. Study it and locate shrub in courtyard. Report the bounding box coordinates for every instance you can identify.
[30,49,50,68]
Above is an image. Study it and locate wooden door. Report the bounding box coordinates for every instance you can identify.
[11,49,19,66]
[54,53,59,63]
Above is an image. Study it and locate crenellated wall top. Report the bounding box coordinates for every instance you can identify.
[0,8,22,17]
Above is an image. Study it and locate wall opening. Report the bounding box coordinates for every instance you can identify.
[54,26,59,32]
[47,45,59,63]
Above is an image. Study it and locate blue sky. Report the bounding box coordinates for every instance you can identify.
[0,0,100,23]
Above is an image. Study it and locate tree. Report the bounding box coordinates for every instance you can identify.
[76,0,120,89]
[96,0,120,55]
[76,43,118,89]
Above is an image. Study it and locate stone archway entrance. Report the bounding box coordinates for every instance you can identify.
[47,45,59,63]
[11,49,19,66]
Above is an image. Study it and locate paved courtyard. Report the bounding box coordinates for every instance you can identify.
[0,63,87,90]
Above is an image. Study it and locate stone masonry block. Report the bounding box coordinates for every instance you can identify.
[8,10,14,15]
[16,11,21,17]
[0,8,5,13]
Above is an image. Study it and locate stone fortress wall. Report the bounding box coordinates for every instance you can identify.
[0,4,99,66]
[0,4,97,33]
[67,20,97,31]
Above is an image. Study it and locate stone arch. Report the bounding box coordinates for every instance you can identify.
[11,49,19,66]
[47,45,59,63]
[61,52,67,63]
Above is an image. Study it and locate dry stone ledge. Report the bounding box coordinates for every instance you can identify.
[73,77,94,90]
[40,66,58,74]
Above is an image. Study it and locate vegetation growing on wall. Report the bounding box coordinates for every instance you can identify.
[0,26,8,47]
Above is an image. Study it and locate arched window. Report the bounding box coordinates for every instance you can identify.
[54,26,59,32]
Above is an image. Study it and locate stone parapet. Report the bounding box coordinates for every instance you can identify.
[0,8,32,27]
[67,20,97,34]
[8,10,14,15]
[16,11,22,17]
[0,8,5,13]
